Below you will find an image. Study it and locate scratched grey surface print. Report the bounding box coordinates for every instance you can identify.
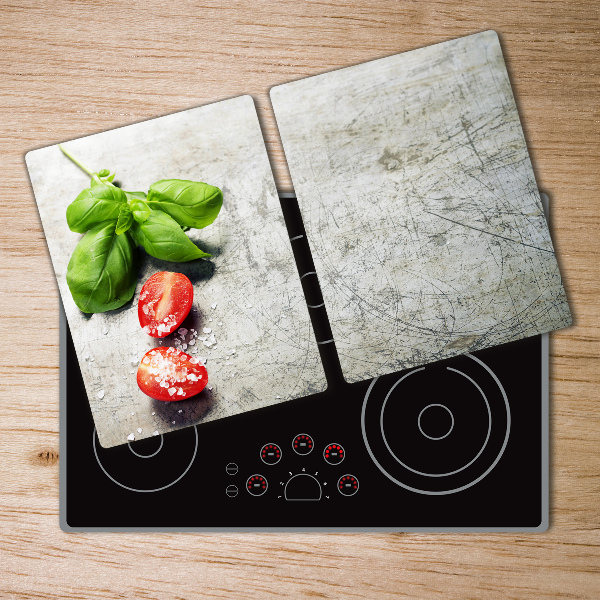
[271,31,571,384]
[26,95,326,448]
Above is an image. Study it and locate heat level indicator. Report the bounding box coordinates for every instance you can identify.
[323,443,345,465]
[246,474,268,496]
[292,433,314,455]
[260,443,282,465]
[338,474,359,496]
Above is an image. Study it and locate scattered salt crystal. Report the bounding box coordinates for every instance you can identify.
[247,303,252,308]
[83,355,89,361]
[151,411,156,416]
[122,375,127,379]
[178,409,183,413]
[131,412,135,416]
[276,395,281,399]
[153,430,159,436]
[188,339,195,346]
[203,340,212,348]
[208,386,213,390]
[102,326,108,335]
[168,387,177,396]
[218,322,222,326]
[209,318,213,322]
[182,343,187,350]
[211,303,217,309]
[90,357,95,362]
[226,362,232,366]
[142,356,150,365]
[189,357,199,364]
[178,327,188,337]
[130,370,135,374]
[203,327,212,334]
[97,390,105,399]
[130,356,138,365]
[142,325,151,334]
[127,433,135,441]
[137,427,142,434]
[172,421,176,424]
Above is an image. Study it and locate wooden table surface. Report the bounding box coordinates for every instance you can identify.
[1,1,598,598]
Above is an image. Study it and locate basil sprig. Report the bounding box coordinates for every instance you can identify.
[59,145,222,314]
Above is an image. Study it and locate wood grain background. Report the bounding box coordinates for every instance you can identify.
[1,1,598,598]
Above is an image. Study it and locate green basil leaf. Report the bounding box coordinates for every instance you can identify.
[66,183,126,233]
[125,191,147,202]
[115,204,133,235]
[147,179,223,229]
[90,172,116,187]
[66,221,137,313]
[127,193,151,224]
[130,209,211,262]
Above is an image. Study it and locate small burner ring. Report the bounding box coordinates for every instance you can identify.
[127,435,164,458]
[417,403,454,440]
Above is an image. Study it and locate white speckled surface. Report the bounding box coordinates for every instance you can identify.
[271,31,571,383]
[26,95,326,448]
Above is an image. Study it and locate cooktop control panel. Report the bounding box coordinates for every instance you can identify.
[224,436,357,501]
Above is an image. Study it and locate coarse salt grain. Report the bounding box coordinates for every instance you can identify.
[130,370,135,374]
[83,355,89,361]
[153,430,159,436]
[127,433,135,441]
[102,326,108,335]
[203,327,212,334]
[218,322,222,326]
[137,428,142,433]
[97,390,105,399]
[178,327,188,337]
[168,387,177,396]
[211,303,217,309]
[151,412,156,416]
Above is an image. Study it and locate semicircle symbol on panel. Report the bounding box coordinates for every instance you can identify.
[284,474,322,501]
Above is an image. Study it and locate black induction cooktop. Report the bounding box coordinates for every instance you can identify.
[60,194,549,532]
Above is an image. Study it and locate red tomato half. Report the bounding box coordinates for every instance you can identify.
[138,271,193,337]
[136,346,208,401]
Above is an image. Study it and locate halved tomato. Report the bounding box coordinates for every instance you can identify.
[136,346,208,401]
[138,271,193,337]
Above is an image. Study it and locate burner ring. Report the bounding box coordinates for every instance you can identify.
[362,353,510,495]
[127,435,164,458]
[379,366,492,478]
[93,426,198,493]
[417,403,454,440]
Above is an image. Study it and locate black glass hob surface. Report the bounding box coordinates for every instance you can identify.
[61,194,548,532]
[62,319,547,532]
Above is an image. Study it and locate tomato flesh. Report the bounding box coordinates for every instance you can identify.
[136,346,208,401]
[138,271,193,337]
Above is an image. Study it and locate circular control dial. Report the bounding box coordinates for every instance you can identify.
[293,433,314,455]
[323,443,345,465]
[338,474,359,496]
[260,443,282,465]
[246,474,268,496]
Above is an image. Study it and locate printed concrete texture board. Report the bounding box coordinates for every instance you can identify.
[271,31,571,384]
[26,95,326,448]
